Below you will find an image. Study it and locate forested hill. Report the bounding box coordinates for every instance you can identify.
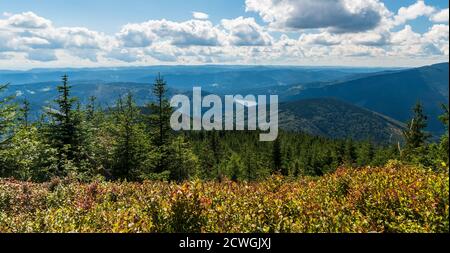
[287,63,449,134]
[279,98,405,144]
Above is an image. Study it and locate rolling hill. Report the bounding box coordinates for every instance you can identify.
[285,63,449,135]
[278,98,405,144]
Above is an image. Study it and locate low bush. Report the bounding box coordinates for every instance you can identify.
[0,166,447,233]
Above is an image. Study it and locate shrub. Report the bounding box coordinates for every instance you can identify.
[0,166,447,233]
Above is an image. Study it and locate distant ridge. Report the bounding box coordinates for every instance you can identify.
[279,98,405,144]
[288,62,449,134]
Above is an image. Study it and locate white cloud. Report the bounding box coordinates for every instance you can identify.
[7,11,52,29]
[423,24,449,55]
[192,11,209,20]
[117,23,156,47]
[116,19,225,48]
[389,24,449,57]
[394,0,436,25]
[245,0,391,33]
[391,25,421,45]
[299,32,341,46]
[431,8,449,23]
[0,12,113,63]
[221,17,273,46]
[0,52,13,60]
[106,48,141,63]
[0,7,448,68]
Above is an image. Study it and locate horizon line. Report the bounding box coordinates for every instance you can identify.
[1,61,448,72]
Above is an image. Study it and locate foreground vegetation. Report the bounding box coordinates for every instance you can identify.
[0,165,447,233]
[1,75,449,233]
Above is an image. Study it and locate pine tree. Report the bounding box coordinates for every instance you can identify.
[210,130,221,165]
[272,137,282,174]
[112,93,145,180]
[283,145,294,176]
[46,75,80,173]
[403,102,430,151]
[150,73,172,147]
[86,96,97,122]
[167,136,200,182]
[19,99,30,128]
[0,84,16,146]
[226,153,244,182]
[356,141,374,166]
[148,73,173,173]
[439,104,449,164]
[343,139,356,166]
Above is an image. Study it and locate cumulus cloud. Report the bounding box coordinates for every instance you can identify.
[423,24,449,55]
[245,0,391,33]
[394,0,436,25]
[106,48,143,62]
[0,11,113,63]
[351,31,391,46]
[117,23,156,47]
[389,24,449,57]
[299,32,341,46]
[192,11,209,20]
[391,25,422,45]
[221,17,272,46]
[430,8,449,23]
[116,19,225,48]
[0,7,448,67]
[7,11,51,29]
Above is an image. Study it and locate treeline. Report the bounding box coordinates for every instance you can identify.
[0,75,448,182]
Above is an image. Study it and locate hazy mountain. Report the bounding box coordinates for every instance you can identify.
[1,65,391,94]
[2,81,185,119]
[1,63,446,141]
[285,63,449,134]
[279,98,405,144]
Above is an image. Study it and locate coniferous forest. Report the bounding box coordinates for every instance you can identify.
[0,75,448,233]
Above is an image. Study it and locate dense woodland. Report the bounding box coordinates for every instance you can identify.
[0,75,448,183]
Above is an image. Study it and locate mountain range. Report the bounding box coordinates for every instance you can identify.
[0,63,448,143]
[285,62,449,134]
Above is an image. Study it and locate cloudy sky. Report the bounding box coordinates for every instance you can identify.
[0,0,448,69]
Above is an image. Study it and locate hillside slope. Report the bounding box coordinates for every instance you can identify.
[279,98,405,143]
[288,63,449,134]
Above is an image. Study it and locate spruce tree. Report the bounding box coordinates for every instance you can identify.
[272,137,282,174]
[86,96,97,122]
[439,104,449,164]
[150,73,171,147]
[167,136,200,182]
[19,99,30,128]
[356,141,374,166]
[46,75,80,172]
[148,73,172,173]
[343,139,356,166]
[403,102,430,151]
[210,130,221,165]
[0,84,16,146]
[112,93,141,180]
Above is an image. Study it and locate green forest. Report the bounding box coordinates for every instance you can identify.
[0,75,448,183]
[0,75,449,233]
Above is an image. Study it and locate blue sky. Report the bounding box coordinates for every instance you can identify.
[0,0,253,33]
[1,0,447,33]
[0,0,448,69]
